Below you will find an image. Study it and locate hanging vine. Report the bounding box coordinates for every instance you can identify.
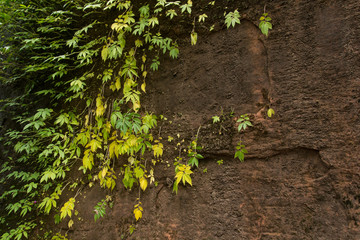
[0,0,272,239]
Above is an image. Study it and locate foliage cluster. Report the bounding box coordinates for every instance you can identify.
[0,0,272,238]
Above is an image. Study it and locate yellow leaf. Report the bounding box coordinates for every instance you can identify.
[115,77,121,90]
[139,177,148,191]
[128,156,136,165]
[96,105,105,117]
[135,39,143,47]
[98,171,103,182]
[267,108,275,118]
[142,55,146,63]
[101,167,108,178]
[175,171,184,185]
[60,198,75,220]
[96,95,105,117]
[106,177,112,189]
[184,174,192,186]
[148,134,153,141]
[185,168,193,175]
[85,114,89,126]
[101,46,109,61]
[133,208,142,221]
[111,22,128,32]
[133,101,140,112]
[178,165,185,171]
[191,31,197,45]
[142,71,147,78]
[141,82,146,93]
[87,139,102,152]
[149,169,155,184]
[68,219,74,228]
[109,84,116,92]
[111,22,119,31]
[127,135,138,147]
[96,95,102,106]
[152,143,163,158]
[111,179,116,191]
[109,141,118,159]
[82,151,93,170]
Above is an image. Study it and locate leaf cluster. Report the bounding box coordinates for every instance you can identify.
[0,0,270,237]
[237,114,253,132]
[234,141,248,162]
[259,13,272,37]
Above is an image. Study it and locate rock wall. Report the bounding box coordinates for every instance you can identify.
[65,0,360,239]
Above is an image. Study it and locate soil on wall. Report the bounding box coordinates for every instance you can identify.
[55,0,360,239]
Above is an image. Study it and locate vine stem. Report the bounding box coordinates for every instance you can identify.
[195,126,201,141]
[138,185,141,202]
[61,182,71,192]
[74,185,84,199]
[193,125,201,155]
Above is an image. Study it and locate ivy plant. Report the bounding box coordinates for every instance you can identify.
[0,0,272,238]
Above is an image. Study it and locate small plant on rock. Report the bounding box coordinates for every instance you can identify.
[235,114,252,162]
[237,114,253,132]
[234,141,248,162]
[212,116,220,123]
[259,12,272,37]
[173,164,193,194]
[187,140,204,168]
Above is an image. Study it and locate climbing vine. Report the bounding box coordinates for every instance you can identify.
[0,0,272,238]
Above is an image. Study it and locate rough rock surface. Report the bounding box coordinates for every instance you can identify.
[65,0,360,239]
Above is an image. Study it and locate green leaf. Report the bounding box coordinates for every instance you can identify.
[188,157,198,168]
[259,13,272,37]
[166,9,177,19]
[198,14,208,23]
[237,114,253,132]
[34,108,53,120]
[139,5,150,18]
[225,10,241,28]
[173,181,179,194]
[234,141,247,162]
[150,58,160,71]
[148,17,159,28]
[134,166,144,179]
[54,114,69,126]
[40,170,57,183]
[180,2,192,14]
[212,116,220,123]
[169,47,179,59]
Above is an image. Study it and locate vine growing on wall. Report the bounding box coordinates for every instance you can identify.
[0,0,272,238]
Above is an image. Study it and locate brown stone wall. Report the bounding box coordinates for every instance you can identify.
[66,1,360,239]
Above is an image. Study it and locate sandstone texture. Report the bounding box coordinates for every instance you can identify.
[63,0,360,239]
